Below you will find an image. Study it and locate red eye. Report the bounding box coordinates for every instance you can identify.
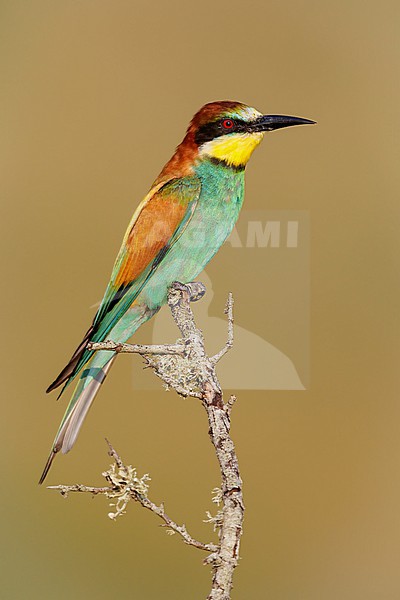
[222,119,234,130]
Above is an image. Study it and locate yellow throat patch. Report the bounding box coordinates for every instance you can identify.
[201,132,264,168]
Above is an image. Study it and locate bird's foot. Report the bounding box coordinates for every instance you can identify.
[170,281,206,302]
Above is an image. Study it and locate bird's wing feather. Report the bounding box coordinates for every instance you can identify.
[47,175,201,393]
[92,175,201,339]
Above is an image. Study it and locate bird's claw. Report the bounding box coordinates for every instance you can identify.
[170,281,206,302]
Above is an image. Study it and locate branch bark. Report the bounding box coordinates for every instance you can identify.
[87,340,185,355]
[49,282,243,600]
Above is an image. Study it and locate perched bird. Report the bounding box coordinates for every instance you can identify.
[40,101,314,483]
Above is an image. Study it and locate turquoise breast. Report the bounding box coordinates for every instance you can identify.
[140,159,245,309]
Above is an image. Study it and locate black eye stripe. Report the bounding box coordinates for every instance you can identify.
[195,119,248,146]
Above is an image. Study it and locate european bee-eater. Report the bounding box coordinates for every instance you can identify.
[40,101,314,483]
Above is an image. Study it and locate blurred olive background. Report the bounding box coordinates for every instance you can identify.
[1,1,400,598]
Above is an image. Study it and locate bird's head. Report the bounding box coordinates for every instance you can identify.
[187,101,315,170]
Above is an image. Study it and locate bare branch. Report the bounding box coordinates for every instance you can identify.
[87,340,185,355]
[224,395,237,418]
[210,292,234,365]
[105,437,124,468]
[48,484,109,496]
[165,284,244,599]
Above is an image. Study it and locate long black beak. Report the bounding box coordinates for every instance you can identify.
[250,114,316,132]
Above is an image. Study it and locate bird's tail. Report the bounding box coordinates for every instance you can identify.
[40,303,158,484]
[39,350,116,484]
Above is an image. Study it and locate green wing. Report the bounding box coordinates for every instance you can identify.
[47,176,201,394]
